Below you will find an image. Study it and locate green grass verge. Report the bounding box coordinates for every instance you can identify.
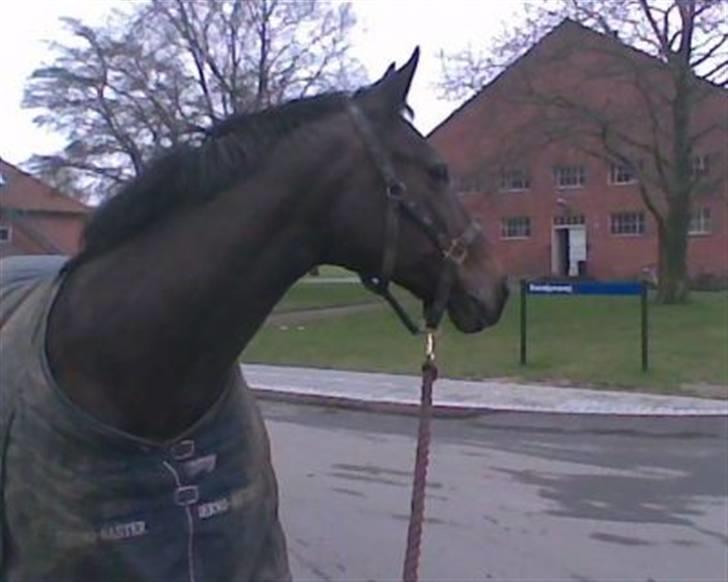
[245,290,728,393]
[272,281,376,313]
[304,265,357,279]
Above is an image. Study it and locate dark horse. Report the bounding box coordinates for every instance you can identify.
[0,49,507,581]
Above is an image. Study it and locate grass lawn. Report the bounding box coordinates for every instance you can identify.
[245,286,728,394]
[272,281,376,313]
[304,265,357,279]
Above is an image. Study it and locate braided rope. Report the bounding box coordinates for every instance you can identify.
[402,359,437,582]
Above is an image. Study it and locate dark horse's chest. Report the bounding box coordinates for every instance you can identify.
[0,274,290,581]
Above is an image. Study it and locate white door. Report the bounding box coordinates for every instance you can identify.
[568,226,586,276]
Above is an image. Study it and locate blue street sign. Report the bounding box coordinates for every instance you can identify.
[520,279,649,371]
[527,281,643,296]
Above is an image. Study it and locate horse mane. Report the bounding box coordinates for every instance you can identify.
[65,91,349,273]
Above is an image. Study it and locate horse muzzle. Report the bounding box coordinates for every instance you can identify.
[444,278,509,333]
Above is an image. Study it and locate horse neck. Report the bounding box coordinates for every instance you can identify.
[47,165,327,439]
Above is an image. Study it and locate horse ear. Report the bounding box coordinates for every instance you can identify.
[361,47,420,115]
[393,46,420,101]
[369,62,396,88]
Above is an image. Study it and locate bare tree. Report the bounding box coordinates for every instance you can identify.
[23,0,365,201]
[438,0,728,303]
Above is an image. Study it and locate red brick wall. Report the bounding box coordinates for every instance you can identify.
[431,22,728,283]
[461,156,727,282]
[28,213,86,254]
[1,218,45,257]
[0,213,86,258]
[0,158,89,259]
[687,197,728,282]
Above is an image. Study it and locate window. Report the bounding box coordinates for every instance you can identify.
[688,207,711,235]
[610,212,645,235]
[691,154,710,178]
[501,216,531,239]
[0,226,11,244]
[555,165,586,188]
[609,163,637,185]
[500,168,530,191]
[455,175,486,194]
[554,214,585,226]
[0,172,6,187]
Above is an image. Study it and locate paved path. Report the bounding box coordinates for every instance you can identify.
[264,400,728,581]
[242,364,728,416]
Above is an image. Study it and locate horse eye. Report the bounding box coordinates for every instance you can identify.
[429,164,449,184]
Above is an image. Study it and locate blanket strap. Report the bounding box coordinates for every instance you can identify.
[0,410,16,568]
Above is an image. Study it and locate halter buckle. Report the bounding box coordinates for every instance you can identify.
[443,238,468,265]
[443,222,481,265]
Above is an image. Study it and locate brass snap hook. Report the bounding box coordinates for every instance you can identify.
[424,328,436,362]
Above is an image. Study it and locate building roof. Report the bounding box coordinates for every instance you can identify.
[427,18,574,140]
[0,158,89,215]
[428,18,725,140]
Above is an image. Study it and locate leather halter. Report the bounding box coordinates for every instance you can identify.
[346,101,482,334]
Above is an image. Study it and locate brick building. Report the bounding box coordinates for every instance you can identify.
[430,20,727,284]
[0,158,88,258]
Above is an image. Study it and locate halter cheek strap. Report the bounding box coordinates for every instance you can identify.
[346,101,482,334]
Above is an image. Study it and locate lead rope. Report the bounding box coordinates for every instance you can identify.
[402,330,438,582]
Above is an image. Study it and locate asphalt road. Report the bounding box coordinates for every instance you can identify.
[261,401,728,582]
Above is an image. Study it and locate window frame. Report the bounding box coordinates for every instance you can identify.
[501,216,532,240]
[499,167,531,192]
[554,165,586,189]
[0,225,12,244]
[455,175,485,195]
[553,214,585,226]
[688,207,711,236]
[691,154,710,179]
[610,211,645,236]
[608,162,637,185]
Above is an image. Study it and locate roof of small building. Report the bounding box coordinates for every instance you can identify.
[0,158,89,215]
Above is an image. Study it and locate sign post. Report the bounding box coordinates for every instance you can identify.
[520,279,527,366]
[520,280,649,371]
[641,283,649,372]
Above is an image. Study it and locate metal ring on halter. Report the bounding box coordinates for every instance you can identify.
[443,221,482,265]
[387,181,406,199]
[443,239,469,265]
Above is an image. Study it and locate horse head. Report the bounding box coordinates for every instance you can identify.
[324,48,508,333]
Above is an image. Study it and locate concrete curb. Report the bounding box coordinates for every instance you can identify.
[251,387,484,418]
[244,364,728,417]
[250,385,728,417]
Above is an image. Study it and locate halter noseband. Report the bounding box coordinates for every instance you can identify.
[346,101,482,334]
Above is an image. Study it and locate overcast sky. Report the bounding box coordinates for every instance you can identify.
[0,0,524,166]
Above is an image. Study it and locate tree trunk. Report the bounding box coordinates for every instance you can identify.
[655,52,693,306]
[656,214,690,304]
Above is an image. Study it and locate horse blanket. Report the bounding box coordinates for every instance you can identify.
[0,256,290,581]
